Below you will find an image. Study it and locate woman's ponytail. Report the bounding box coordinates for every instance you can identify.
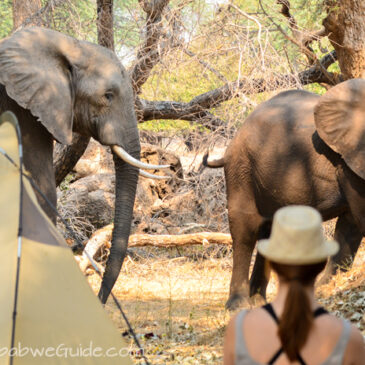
[270,261,326,361]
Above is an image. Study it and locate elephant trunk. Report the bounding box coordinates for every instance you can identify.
[98,131,140,304]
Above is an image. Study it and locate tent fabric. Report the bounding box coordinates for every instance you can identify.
[0,112,133,364]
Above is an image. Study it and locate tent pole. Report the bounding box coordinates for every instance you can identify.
[0,113,24,365]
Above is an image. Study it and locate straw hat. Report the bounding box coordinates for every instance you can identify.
[257,205,339,265]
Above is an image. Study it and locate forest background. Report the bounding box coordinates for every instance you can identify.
[0,1,364,364]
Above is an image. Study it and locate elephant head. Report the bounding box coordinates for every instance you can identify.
[314,78,365,180]
[0,27,167,303]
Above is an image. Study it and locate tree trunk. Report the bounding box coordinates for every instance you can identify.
[323,0,365,79]
[12,0,42,29]
[54,134,90,187]
[96,0,114,50]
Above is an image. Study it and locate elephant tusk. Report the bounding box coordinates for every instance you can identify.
[112,145,170,170]
[139,170,171,180]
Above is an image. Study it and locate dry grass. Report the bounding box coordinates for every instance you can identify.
[86,231,365,364]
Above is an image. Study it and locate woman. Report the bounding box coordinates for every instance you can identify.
[223,205,365,365]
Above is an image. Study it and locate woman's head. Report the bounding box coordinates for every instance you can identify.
[270,261,327,286]
[257,205,339,265]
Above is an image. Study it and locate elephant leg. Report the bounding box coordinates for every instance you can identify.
[226,199,261,310]
[249,218,273,298]
[249,252,270,298]
[331,212,362,270]
[319,212,362,285]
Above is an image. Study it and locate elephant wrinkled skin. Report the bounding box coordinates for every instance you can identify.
[204,79,365,310]
[0,27,167,304]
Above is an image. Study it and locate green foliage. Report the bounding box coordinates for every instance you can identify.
[50,0,97,41]
[139,119,193,133]
[0,0,340,135]
[0,0,12,38]
[114,0,143,51]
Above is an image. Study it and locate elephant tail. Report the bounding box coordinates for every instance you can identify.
[202,152,224,168]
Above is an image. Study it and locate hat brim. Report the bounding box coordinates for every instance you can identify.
[257,238,339,265]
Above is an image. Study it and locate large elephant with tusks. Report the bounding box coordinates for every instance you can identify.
[0,27,169,304]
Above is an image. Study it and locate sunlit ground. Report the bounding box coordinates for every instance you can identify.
[87,226,365,364]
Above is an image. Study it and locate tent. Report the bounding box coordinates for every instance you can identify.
[0,111,133,365]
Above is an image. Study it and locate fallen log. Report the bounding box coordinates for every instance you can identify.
[77,224,232,273]
[129,231,232,247]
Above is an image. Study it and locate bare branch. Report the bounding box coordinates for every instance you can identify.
[16,0,66,30]
[183,49,228,83]
[229,3,265,68]
[259,0,318,64]
[275,0,327,64]
[136,98,226,131]
[276,0,300,37]
[130,0,170,93]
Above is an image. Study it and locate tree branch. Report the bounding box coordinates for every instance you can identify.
[183,49,228,83]
[137,51,338,126]
[130,0,170,93]
[275,0,328,65]
[16,0,65,29]
[97,0,114,50]
[259,0,318,64]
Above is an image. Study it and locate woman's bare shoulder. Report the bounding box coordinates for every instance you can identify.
[343,323,365,365]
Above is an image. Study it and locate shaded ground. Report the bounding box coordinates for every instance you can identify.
[86,233,365,364]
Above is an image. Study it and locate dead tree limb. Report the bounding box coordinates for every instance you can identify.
[129,232,232,247]
[78,224,232,272]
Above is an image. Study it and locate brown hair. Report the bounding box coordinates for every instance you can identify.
[269,261,327,361]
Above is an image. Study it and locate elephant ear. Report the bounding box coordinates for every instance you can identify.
[314,78,365,179]
[0,27,77,144]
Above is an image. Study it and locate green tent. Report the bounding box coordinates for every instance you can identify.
[0,111,133,364]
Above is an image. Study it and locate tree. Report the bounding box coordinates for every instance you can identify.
[2,0,365,182]
[12,0,42,29]
[323,0,365,79]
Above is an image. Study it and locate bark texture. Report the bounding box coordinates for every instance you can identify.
[97,0,114,50]
[12,0,42,29]
[54,134,91,186]
[324,0,365,78]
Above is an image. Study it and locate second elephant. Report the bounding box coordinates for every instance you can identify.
[204,79,365,310]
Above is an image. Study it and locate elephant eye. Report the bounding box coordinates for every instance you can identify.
[104,92,114,102]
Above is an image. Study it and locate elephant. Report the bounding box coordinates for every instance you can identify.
[204,78,365,310]
[0,27,168,304]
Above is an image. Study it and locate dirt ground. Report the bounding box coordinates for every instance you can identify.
[86,230,365,364]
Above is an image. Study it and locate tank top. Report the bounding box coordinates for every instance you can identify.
[235,309,352,365]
